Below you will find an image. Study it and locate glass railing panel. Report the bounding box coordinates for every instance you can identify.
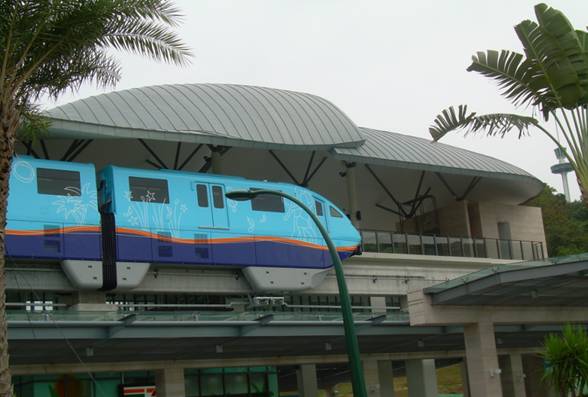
[533,242,545,260]
[449,237,463,257]
[407,234,422,255]
[510,241,523,260]
[422,235,436,255]
[498,239,513,259]
[436,236,450,256]
[361,231,377,252]
[474,238,486,257]
[462,238,474,257]
[485,238,500,259]
[521,241,534,260]
[392,233,408,254]
[376,231,394,253]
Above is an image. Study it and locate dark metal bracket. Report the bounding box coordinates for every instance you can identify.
[268,150,327,186]
[435,173,482,201]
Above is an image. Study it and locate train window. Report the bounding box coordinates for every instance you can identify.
[251,192,285,213]
[330,206,343,218]
[196,184,208,207]
[37,168,81,196]
[315,200,323,216]
[129,177,169,203]
[212,186,224,209]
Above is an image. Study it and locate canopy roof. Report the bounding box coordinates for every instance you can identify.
[425,254,588,306]
[44,83,542,190]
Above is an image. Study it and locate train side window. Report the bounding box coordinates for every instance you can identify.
[330,206,343,218]
[251,192,285,213]
[315,200,323,216]
[129,177,169,203]
[37,168,81,196]
[196,184,208,207]
[212,186,224,209]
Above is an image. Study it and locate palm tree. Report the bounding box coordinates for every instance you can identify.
[429,3,588,204]
[543,324,588,397]
[0,1,191,394]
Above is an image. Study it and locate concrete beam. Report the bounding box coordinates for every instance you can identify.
[408,288,588,325]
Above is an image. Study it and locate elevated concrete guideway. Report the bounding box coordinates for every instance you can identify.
[408,254,588,397]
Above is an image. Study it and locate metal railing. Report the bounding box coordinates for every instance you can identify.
[360,230,545,261]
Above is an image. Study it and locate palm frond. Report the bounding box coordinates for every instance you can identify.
[515,10,586,110]
[429,105,539,142]
[467,50,552,109]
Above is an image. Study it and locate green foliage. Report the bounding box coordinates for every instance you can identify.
[543,325,588,397]
[528,186,588,256]
[429,3,588,203]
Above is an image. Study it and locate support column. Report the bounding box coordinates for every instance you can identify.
[500,353,526,397]
[210,148,223,174]
[363,359,395,397]
[344,162,360,228]
[464,320,502,397]
[155,367,186,397]
[406,359,437,397]
[67,291,110,311]
[460,360,470,397]
[296,364,318,397]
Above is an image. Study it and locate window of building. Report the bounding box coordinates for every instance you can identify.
[315,200,323,216]
[197,184,209,207]
[212,186,224,209]
[251,192,285,213]
[36,168,81,196]
[129,176,169,203]
[329,206,343,218]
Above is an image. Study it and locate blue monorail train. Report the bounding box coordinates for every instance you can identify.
[5,156,361,291]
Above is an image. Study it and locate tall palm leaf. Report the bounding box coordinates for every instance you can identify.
[431,3,588,205]
[0,1,191,394]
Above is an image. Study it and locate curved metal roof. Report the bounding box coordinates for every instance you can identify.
[333,127,540,182]
[46,83,364,149]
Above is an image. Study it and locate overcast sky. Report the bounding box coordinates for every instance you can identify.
[43,0,588,200]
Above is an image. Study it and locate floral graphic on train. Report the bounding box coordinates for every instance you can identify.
[122,190,187,237]
[284,188,322,243]
[52,183,97,224]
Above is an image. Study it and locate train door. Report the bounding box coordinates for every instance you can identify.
[192,182,215,264]
[210,184,229,229]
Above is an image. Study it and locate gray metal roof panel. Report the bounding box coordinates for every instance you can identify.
[45,83,365,148]
[333,127,538,180]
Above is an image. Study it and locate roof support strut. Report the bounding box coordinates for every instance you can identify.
[435,173,482,201]
[268,150,327,186]
[365,164,408,218]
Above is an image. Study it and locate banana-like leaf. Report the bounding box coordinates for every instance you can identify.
[512,5,587,109]
[467,50,552,109]
[429,105,539,142]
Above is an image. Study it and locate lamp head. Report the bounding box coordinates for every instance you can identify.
[225,190,258,201]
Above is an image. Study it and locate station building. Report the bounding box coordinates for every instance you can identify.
[7,84,588,397]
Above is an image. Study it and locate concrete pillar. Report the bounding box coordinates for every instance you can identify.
[464,320,502,397]
[363,359,395,397]
[460,360,470,397]
[296,364,318,397]
[344,162,360,227]
[500,354,526,397]
[210,148,223,174]
[67,291,111,311]
[406,359,437,397]
[155,367,186,397]
[370,296,387,314]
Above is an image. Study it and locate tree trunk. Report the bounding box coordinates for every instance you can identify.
[0,97,19,397]
[578,176,588,207]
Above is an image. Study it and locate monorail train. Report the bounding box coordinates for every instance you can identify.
[5,156,361,291]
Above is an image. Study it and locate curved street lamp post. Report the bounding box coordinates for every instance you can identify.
[226,189,367,397]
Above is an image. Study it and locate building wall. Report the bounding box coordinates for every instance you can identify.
[473,202,547,257]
